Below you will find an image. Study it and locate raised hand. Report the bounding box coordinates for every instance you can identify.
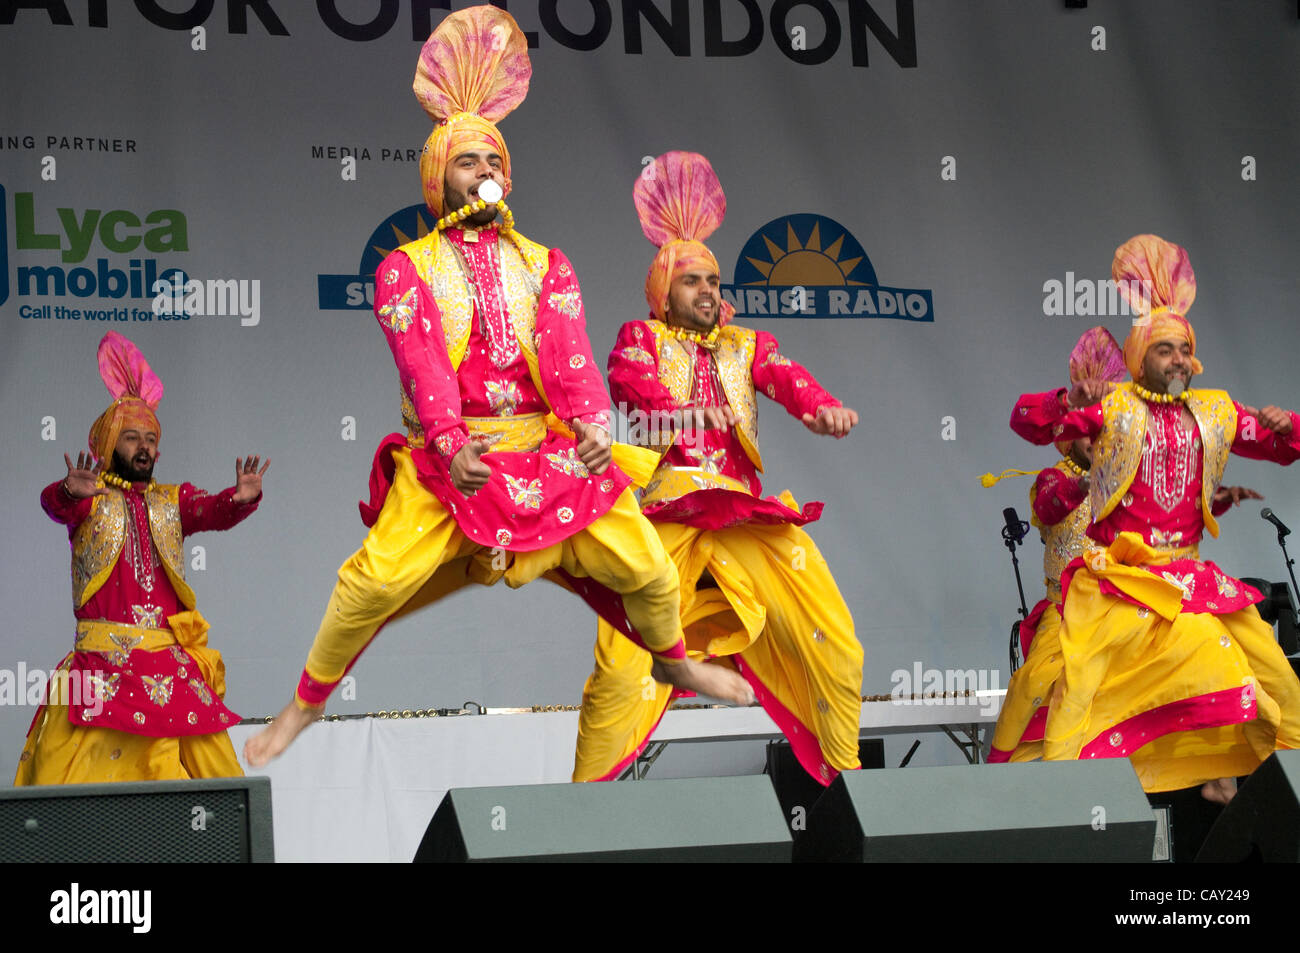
[1257,406,1294,437]
[683,405,737,434]
[1068,378,1112,408]
[571,420,612,475]
[450,439,493,494]
[233,455,270,504]
[1213,485,1263,508]
[62,452,106,499]
[801,405,858,438]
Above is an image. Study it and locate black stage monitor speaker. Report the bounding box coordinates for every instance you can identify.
[1196,750,1300,862]
[795,760,1156,862]
[415,776,791,862]
[0,778,274,863]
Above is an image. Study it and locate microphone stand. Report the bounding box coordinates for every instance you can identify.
[1003,515,1031,673]
[1271,525,1300,632]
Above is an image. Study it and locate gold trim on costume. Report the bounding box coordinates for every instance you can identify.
[75,619,177,653]
[464,413,547,452]
[640,466,751,507]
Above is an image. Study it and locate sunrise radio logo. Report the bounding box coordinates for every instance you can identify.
[318,203,433,310]
[723,213,934,322]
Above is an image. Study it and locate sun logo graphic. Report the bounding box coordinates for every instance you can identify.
[317,203,434,310]
[723,214,933,322]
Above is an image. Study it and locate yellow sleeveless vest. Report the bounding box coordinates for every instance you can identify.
[1032,461,1093,603]
[646,322,763,471]
[397,229,552,444]
[71,483,195,610]
[1090,383,1237,539]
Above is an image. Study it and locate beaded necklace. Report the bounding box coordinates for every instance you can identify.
[1133,381,1190,404]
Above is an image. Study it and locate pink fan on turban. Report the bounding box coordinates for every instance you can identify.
[634,151,726,248]
[413,5,531,124]
[97,331,163,406]
[1111,233,1196,319]
[1068,326,1126,387]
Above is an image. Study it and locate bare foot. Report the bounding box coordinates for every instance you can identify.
[1201,777,1237,805]
[651,658,755,706]
[244,699,323,767]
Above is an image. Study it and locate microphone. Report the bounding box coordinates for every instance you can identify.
[1003,507,1029,544]
[1167,377,1186,398]
[477,179,503,204]
[1262,507,1292,538]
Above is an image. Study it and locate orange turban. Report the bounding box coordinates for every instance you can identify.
[87,332,163,462]
[1112,234,1203,380]
[413,7,530,216]
[635,152,733,323]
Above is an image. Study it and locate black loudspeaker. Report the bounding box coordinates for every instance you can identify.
[415,776,791,862]
[765,739,884,837]
[794,761,1156,862]
[0,778,274,863]
[1197,751,1300,862]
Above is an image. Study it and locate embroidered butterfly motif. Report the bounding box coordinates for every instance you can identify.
[485,380,521,416]
[379,288,418,333]
[1161,572,1195,600]
[545,448,589,479]
[131,604,163,628]
[141,675,175,707]
[686,448,727,474]
[189,678,213,706]
[87,673,121,703]
[505,476,543,510]
[548,290,582,321]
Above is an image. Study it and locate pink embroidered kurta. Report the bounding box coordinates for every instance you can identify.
[364,230,627,551]
[40,480,256,736]
[1016,390,1300,615]
[608,319,839,529]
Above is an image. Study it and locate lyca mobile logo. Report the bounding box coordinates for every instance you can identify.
[5,186,189,307]
[318,204,431,310]
[723,214,933,322]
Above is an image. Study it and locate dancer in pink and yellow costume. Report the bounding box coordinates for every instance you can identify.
[989,327,1258,763]
[1015,234,1300,801]
[572,152,864,785]
[16,332,267,784]
[986,327,1126,762]
[246,11,750,765]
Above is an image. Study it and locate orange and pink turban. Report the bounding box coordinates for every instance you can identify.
[635,151,734,324]
[1112,234,1202,380]
[414,6,530,216]
[88,332,163,463]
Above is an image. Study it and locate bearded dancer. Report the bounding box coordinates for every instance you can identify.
[987,327,1259,763]
[1015,234,1300,801]
[572,152,863,785]
[246,11,750,765]
[16,332,267,784]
